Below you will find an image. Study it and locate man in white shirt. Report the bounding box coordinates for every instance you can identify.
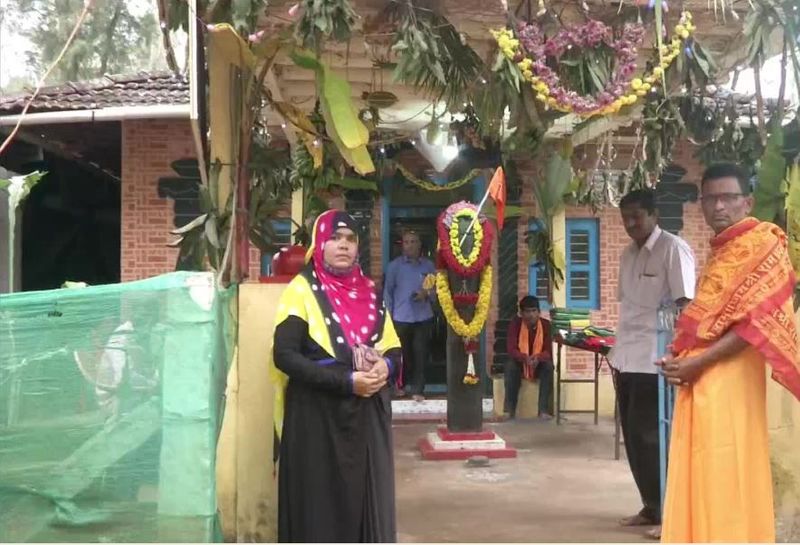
[610,189,696,537]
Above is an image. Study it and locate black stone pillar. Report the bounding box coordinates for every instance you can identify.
[446,271,483,432]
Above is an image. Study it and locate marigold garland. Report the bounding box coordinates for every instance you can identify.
[435,267,493,340]
[449,208,484,268]
[437,202,493,277]
[491,11,696,118]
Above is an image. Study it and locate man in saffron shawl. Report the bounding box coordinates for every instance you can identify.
[269,210,402,542]
[503,295,554,419]
[659,163,800,543]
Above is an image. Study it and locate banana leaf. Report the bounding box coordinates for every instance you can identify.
[320,64,369,149]
[785,164,800,275]
[535,151,573,220]
[272,102,317,135]
[290,50,374,174]
[752,122,786,222]
[337,177,379,192]
[207,24,257,69]
[300,133,323,169]
[319,102,374,175]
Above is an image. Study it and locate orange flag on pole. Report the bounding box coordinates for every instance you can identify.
[488,166,507,230]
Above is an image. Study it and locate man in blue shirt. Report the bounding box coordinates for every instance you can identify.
[384,230,436,401]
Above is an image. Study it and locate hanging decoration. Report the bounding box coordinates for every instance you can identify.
[491,11,696,118]
[435,202,494,385]
[395,162,483,192]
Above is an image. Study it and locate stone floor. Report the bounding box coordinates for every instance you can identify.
[393,416,653,543]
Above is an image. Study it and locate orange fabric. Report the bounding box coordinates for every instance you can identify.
[661,347,774,543]
[488,166,507,230]
[662,217,800,543]
[518,319,544,381]
[672,217,800,399]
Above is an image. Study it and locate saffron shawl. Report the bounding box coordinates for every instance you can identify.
[672,217,800,399]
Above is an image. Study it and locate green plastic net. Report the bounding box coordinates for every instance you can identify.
[0,272,235,542]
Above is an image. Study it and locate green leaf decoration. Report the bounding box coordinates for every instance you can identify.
[290,50,374,174]
[319,64,369,150]
[337,176,379,192]
[536,150,573,220]
[752,122,786,222]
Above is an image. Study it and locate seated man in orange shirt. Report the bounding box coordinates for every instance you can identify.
[504,296,553,420]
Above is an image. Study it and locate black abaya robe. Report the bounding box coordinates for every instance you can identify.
[274,316,400,543]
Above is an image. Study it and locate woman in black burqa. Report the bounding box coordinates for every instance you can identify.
[270,209,402,542]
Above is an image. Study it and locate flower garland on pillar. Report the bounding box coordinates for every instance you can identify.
[490,11,696,118]
[435,202,494,385]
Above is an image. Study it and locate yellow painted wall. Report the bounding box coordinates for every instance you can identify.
[493,368,616,418]
[768,312,800,540]
[216,282,285,542]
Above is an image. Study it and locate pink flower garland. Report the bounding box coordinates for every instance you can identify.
[515,20,646,115]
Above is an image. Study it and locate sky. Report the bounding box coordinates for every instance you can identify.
[0,0,178,90]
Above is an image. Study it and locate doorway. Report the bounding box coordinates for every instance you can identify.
[21,153,120,290]
[383,171,489,396]
[387,212,447,392]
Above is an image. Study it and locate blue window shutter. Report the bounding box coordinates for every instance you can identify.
[262,219,293,275]
[565,218,599,309]
[527,220,551,310]
[271,219,293,246]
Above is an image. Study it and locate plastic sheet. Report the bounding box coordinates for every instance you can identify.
[0,272,234,542]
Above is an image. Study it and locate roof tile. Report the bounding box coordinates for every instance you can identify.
[0,71,189,115]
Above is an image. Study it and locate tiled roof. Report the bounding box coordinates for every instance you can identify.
[0,71,189,115]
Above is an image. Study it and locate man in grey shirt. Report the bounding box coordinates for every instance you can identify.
[610,189,696,537]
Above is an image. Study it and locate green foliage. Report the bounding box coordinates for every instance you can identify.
[9,0,164,85]
[534,148,574,223]
[294,0,357,50]
[289,138,378,196]
[640,97,684,182]
[382,0,482,110]
[684,97,764,173]
[670,39,718,91]
[166,0,266,35]
[289,50,374,174]
[752,121,787,222]
[558,46,615,98]
[743,0,781,67]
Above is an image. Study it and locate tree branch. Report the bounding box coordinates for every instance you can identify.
[157,0,180,73]
[753,59,767,145]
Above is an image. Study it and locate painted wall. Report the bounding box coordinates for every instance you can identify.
[0,167,22,293]
[216,283,283,542]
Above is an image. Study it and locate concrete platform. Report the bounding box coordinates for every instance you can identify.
[418,427,518,460]
[394,416,652,543]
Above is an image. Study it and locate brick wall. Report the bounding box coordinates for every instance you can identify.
[121,119,194,281]
[121,119,264,282]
